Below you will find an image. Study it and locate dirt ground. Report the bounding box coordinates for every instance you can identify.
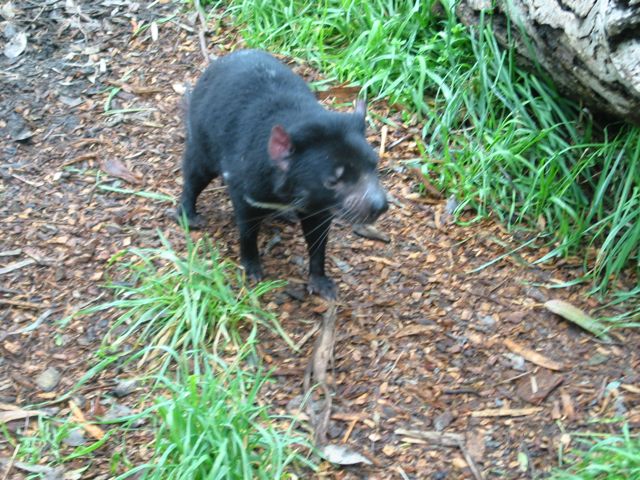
[1,1,639,479]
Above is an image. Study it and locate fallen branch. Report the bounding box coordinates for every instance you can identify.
[304,301,338,445]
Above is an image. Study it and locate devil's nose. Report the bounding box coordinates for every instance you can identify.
[371,192,388,218]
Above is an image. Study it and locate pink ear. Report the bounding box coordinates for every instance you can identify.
[268,125,292,170]
[355,98,367,117]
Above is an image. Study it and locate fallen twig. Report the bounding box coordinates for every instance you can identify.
[71,138,109,148]
[9,174,42,188]
[386,133,412,151]
[379,125,388,158]
[495,370,531,386]
[106,80,164,95]
[8,309,54,335]
[294,321,321,350]
[193,0,210,62]
[0,445,18,480]
[341,417,358,444]
[457,438,484,480]
[545,299,611,341]
[503,338,564,371]
[471,407,543,417]
[61,153,99,168]
[0,259,35,275]
[0,298,48,310]
[395,428,464,447]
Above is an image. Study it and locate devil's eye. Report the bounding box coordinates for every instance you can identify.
[324,166,345,189]
[325,177,339,189]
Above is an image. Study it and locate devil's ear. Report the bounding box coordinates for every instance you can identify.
[268,124,293,171]
[355,98,367,118]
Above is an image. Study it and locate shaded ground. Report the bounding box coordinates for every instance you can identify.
[1,1,639,478]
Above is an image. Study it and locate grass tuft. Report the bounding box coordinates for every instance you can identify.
[79,232,292,376]
[552,426,640,479]
[127,352,310,480]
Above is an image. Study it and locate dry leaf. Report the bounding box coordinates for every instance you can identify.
[504,339,564,371]
[516,370,564,404]
[394,324,437,338]
[172,83,186,95]
[366,256,399,267]
[561,391,575,419]
[353,224,391,243]
[4,31,27,58]
[452,456,468,469]
[621,384,640,394]
[465,430,486,463]
[544,299,611,341]
[315,85,361,101]
[0,405,46,424]
[0,460,64,478]
[1,2,18,18]
[150,21,159,41]
[69,400,105,440]
[320,444,372,465]
[102,158,141,184]
[382,444,396,456]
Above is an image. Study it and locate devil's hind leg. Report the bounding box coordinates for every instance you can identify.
[176,142,218,229]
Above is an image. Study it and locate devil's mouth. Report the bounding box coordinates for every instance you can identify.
[244,195,302,212]
[243,195,380,225]
[334,207,379,225]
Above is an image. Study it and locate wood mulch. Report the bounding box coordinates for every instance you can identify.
[1,1,638,478]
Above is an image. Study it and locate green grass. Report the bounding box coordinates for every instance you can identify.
[4,355,309,480]
[124,352,310,479]
[206,0,639,299]
[1,413,111,479]
[90,233,310,478]
[552,426,640,479]
[7,232,311,479]
[77,232,293,377]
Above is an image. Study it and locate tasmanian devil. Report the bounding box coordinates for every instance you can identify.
[176,50,388,299]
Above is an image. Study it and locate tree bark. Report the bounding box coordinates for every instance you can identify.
[456,0,640,125]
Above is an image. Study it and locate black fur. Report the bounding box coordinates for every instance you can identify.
[177,50,387,298]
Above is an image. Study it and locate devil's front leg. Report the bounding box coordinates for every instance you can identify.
[300,212,336,299]
[234,202,266,282]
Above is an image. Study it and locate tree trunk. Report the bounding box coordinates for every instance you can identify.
[456,0,640,125]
